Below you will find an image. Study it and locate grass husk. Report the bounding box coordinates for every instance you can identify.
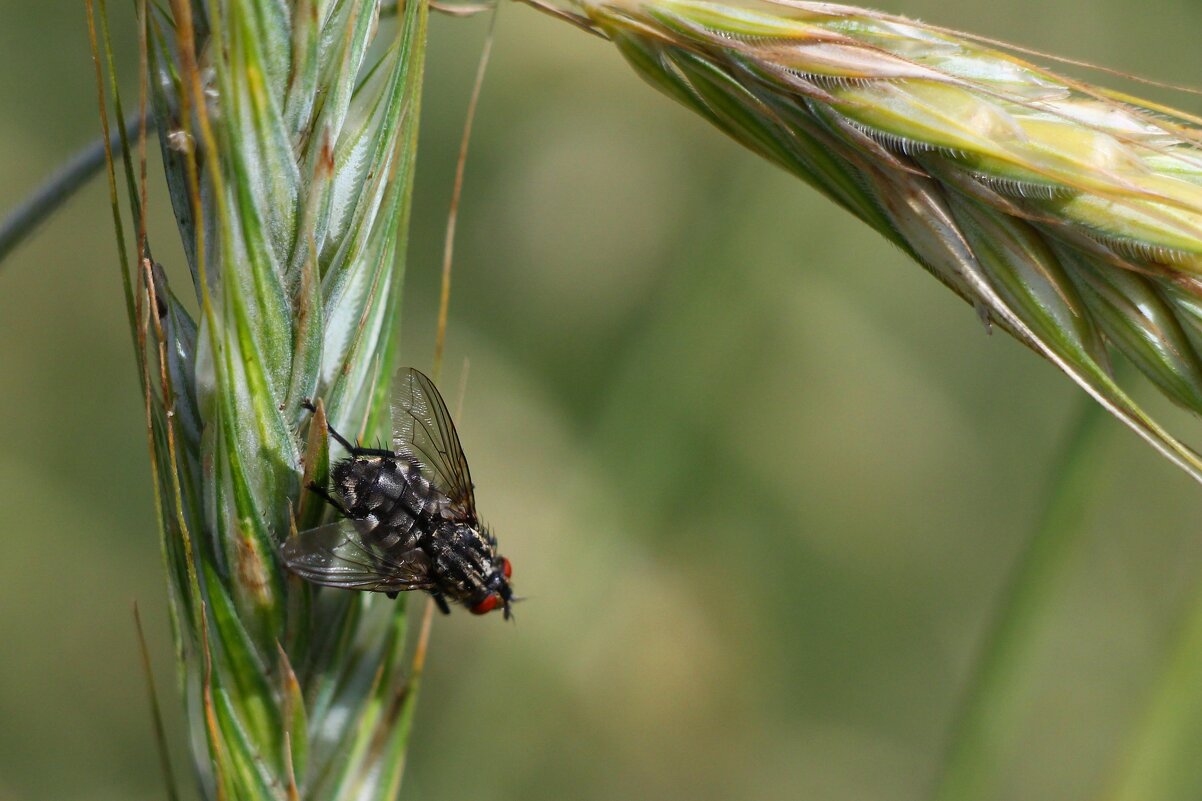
[568,0,1202,487]
[529,2,1202,798]
[88,0,430,797]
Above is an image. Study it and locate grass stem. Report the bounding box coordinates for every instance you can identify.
[932,396,1111,801]
[0,111,151,267]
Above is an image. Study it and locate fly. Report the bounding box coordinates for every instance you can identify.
[283,367,515,619]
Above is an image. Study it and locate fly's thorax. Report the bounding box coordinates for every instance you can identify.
[429,522,513,611]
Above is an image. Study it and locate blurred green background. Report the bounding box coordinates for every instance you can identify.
[5,1,1202,799]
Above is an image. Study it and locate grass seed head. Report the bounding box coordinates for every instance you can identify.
[124,0,429,797]
[579,0,1202,481]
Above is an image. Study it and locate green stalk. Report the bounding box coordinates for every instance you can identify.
[0,112,152,266]
[1104,571,1202,801]
[932,396,1110,801]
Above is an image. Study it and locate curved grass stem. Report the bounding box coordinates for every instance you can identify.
[1103,556,1202,800]
[0,111,151,267]
[931,396,1111,801]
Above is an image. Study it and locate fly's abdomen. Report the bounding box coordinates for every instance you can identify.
[336,456,449,542]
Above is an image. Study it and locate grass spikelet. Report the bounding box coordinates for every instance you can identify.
[571,0,1202,482]
[89,0,430,797]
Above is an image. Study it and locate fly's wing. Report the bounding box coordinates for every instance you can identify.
[281,519,434,593]
[391,367,476,519]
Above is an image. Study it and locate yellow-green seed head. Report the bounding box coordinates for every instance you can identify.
[579,0,1202,482]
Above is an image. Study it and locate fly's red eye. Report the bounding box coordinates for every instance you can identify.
[502,558,512,579]
[471,594,500,615]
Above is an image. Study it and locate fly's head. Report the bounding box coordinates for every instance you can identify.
[469,552,515,620]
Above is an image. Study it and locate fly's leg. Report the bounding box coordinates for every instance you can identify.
[431,592,451,615]
[301,399,357,453]
[302,399,395,457]
[305,480,350,517]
